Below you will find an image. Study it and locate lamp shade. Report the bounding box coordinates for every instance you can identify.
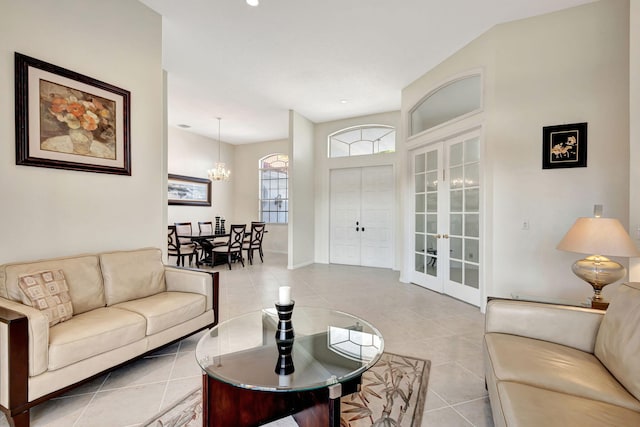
[556,217,640,257]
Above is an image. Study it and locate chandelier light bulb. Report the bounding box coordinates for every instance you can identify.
[246,0,259,6]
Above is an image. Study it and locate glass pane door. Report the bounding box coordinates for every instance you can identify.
[412,143,444,293]
[444,135,480,304]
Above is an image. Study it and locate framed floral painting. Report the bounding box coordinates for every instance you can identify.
[542,122,587,169]
[15,52,131,175]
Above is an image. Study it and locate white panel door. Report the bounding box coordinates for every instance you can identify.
[330,168,362,265]
[360,166,393,268]
[330,166,394,268]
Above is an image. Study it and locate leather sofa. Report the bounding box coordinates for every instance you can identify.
[484,282,640,427]
[0,247,219,427]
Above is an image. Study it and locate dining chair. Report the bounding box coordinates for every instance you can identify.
[175,222,202,263]
[243,222,266,264]
[212,224,246,269]
[197,221,225,266]
[167,225,198,267]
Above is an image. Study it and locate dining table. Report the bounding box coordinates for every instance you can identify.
[185,233,230,266]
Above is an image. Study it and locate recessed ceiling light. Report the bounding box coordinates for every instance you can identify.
[177,124,191,128]
[246,0,259,6]
[340,99,348,104]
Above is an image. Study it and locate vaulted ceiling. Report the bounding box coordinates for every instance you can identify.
[140,0,594,144]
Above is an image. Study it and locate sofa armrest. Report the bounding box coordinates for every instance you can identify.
[0,297,49,378]
[485,298,604,353]
[164,267,219,326]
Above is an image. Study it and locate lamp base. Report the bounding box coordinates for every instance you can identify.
[590,299,610,310]
[572,255,625,305]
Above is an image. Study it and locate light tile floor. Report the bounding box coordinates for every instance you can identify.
[2,253,493,427]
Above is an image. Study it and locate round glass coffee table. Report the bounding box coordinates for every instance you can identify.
[196,306,384,426]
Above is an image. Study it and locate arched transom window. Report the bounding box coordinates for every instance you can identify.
[328,125,396,158]
[259,153,289,224]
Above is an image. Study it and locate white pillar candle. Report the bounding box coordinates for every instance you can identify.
[278,286,291,305]
[278,374,292,387]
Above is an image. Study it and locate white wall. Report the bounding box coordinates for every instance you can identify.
[167,126,234,229]
[288,111,315,269]
[0,0,164,263]
[313,111,401,267]
[233,139,289,254]
[629,0,640,280]
[402,0,631,303]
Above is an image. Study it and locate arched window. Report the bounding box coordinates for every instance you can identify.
[259,154,289,224]
[328,125,395,158]
[410,74,481,136]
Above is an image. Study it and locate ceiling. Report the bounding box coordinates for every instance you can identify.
[139,0,594,145]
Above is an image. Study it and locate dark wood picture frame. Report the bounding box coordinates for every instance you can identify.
[542,122,587,169]
[168,174,212,206]
[15,52,131,175]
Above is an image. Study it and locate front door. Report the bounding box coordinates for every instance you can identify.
[330,165,394,268]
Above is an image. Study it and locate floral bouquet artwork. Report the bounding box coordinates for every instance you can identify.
[542,122,587,169]
[39,80,116,160]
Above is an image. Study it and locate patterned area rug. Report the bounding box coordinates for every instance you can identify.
[143,352,430,427]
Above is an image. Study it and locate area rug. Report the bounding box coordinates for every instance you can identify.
[143,352,430,427]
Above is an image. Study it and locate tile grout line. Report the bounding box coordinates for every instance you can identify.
[71,373,110,427]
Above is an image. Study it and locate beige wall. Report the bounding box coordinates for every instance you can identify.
[289,111,315,268]
[0,0,164,263]
[629,0,640,280]
[167,126,234,229]
[233,139,289,254]
[402,0,631,304]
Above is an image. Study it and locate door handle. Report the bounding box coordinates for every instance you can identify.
[443,234,449,239]
[356,221,360,232]
[436,234,441,239]
[362,227,365,232]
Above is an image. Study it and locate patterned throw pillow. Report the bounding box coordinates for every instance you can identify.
[18,270,73,327]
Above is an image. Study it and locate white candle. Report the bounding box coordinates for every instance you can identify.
[278,286,291,305]
[278,374,292,387]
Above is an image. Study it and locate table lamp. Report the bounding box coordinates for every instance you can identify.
[556,216,639,309]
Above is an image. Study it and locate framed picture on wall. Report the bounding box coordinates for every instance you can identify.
[168,174,212,206]
[14,52,131,175]
[542,122,587,169]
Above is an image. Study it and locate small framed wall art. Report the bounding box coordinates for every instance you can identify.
[168,174,212,206]
[542,122,587,169]
[15,52,131,175]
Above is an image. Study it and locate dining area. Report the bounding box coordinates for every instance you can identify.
[167,219,266,270]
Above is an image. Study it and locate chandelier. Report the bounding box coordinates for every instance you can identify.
[208,117,230,182]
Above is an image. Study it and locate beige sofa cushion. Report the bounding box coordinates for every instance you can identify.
[497,381,640,427]
[595,282,640,401]
[114,292,206,335]
[100,248,166,306]
[18,270,73,326]
[485,333,640,411]
[0,255,105,315]
[48,306,146,371]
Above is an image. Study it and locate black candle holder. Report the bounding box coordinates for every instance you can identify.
[274,301,295,375]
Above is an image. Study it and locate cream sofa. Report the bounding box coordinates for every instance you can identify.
[0,248,219,427]
[484,282,640,427]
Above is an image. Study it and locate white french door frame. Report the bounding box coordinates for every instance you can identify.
[405,124,485,307]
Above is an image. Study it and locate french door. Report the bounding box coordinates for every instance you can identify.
[411,131,481,306]
[330,165,394,268]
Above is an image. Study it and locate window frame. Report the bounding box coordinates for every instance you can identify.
[259,153,289,224]
[327,124,396,158]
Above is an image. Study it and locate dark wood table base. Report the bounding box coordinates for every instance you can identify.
[202,374,361,426]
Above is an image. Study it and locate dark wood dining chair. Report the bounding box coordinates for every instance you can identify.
[243,222,266,264]
[168,225,198,267]
[212,224,246,269]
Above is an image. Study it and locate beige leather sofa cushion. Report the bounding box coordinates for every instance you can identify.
[114,292,206,335]
[497,381,640,427]
[48,307,146,371]
[100,248,166,306]
[0,255,105,315]
[485,333,640,411]
[595,282,640,401]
